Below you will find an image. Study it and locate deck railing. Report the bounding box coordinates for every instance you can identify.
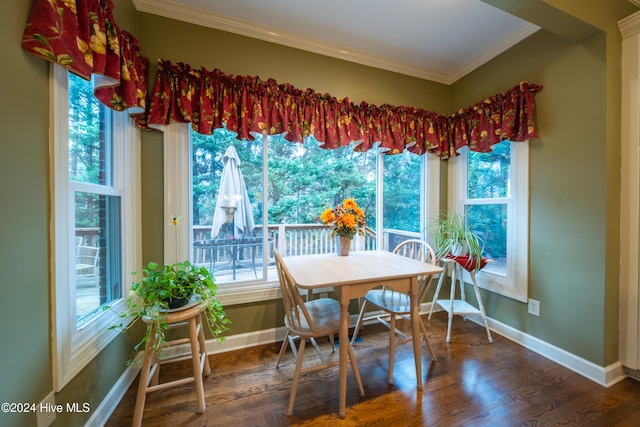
[193,223,376,260]
[76,224,415,274]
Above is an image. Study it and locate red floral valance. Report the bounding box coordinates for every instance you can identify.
[145,59,541,158]
[21,0,148,113]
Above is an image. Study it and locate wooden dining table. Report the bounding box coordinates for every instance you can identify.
[280,250,443,418]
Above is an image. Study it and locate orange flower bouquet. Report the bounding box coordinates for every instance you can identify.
[320,198,367,239]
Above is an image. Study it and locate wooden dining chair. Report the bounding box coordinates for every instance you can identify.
[75,245,99,285]
[350,239,438,385]
[275,288,319,369]
[273,250,364,417]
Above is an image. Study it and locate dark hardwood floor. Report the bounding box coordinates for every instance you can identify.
[106,312,640,426]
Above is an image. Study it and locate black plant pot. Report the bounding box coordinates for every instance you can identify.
[166,295,191,309]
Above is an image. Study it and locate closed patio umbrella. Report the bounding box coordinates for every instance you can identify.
[211,145,255,239]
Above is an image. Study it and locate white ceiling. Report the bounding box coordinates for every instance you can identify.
[133,0,541,84]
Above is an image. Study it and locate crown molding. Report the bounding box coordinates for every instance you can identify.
[449,23,540,83]
[619,10,640,39]
[132,0,537,85]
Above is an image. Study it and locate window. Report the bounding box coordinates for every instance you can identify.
[52,65,140,390]
[449,141,529,302]
[164,125,439,304]
[383,149,422,249]
[190,130,377,284]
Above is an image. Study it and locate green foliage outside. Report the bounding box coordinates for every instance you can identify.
[192,128,382,229]
[68,74,105,185]
[383,151,421,232]
[466,142,510,262]
[192,127,428,234]
[68,73,110,228]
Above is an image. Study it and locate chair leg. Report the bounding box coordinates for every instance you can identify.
[309,337,326,363]
[388,315,396,385]
[288,338,307,417]
[275,330,290,368]
[351,300,368,345]
[287,335,300,360]
[347,343,365,396]
[428,266,447,321]
[419,320,436,362]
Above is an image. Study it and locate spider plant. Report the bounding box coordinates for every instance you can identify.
[428,209,486,271]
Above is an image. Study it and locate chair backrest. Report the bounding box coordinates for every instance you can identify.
[76,246,99,276]
[274,250,316,334]
[392,239,437,301]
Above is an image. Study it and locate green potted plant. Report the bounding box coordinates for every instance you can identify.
[111,260,231,357]
[428,209,486,271]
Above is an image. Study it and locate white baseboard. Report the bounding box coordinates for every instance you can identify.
[87,352,142,427]
[94,303,628,425]
[457,311,628,387]
[205,326,287,355]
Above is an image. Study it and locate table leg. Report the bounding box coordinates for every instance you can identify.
[409,277,423,390]
[337,286,349,419]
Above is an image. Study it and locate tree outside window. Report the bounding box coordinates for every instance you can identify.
[68,73,122,325]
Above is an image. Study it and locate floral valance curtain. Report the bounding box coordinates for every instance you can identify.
[21,0,148,114]
[145,59,542,158]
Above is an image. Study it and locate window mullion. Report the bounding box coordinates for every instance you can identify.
[70,180,121,197]
[422,150,440,242]
[262,136,269,277]
[376,150,384,250]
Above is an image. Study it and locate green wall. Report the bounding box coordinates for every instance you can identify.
[457,0,633,367]
[0,1,50,426]
[1,0,636,426]
[453,29,609,364]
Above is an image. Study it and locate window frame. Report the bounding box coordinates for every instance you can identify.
[448,141,529,302]
[51,65,141,391]
[164,126,439,305]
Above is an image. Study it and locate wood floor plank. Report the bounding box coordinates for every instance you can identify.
[106,312,640,426]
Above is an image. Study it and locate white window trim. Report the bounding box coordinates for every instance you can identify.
[163,122,192,265]
[164,127,439,305]
[164,124,281,305]
[448,141,529,302]
[619,11,640,369]
[376,151,440,250]
[422,150,441,242]
[51,65,141,391]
